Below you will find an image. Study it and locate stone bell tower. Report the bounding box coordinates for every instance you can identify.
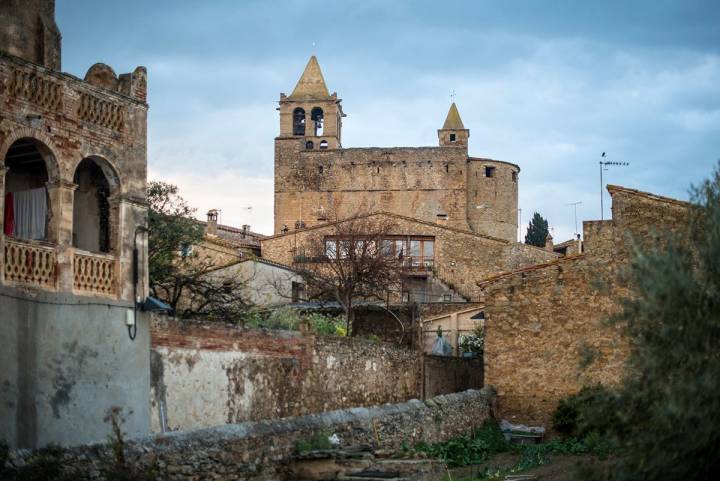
[0,0,62,70]
[277,56,345,150]
[438,102,469,151]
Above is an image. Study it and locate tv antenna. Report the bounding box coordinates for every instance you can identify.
[599,152,629,220]
[566,201,582,237]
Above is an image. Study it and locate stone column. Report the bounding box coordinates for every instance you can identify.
[46,180,77,292]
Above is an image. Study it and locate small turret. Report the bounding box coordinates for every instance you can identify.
[438,102,470,149]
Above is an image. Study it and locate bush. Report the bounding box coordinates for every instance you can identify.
[552,385,615,438]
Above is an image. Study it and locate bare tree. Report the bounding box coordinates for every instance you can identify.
[292,216,403,335]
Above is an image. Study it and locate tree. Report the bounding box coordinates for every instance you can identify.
[147,181,253,321]
[291,216,403,335]
[524,212,549,247]
[580,165,720,481]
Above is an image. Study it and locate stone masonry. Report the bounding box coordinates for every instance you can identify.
[479,185,691,427]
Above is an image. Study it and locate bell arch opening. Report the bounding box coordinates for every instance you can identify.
[72,157,120,253]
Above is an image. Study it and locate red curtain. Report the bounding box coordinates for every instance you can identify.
[3,192,13,236]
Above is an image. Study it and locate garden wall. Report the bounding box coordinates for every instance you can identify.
[6,389,495,480]
[150,316,420,433]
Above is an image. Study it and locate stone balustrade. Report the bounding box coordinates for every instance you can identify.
[73,249,117,295]
[3,237,57,288]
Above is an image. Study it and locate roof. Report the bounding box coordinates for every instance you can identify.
[260,210,510,244]
[442,102,465,130]
[289,56,331,100]
[476,254,585,286]
[607,184,691,208]
[204,256,298,275]
[467,157,521,172]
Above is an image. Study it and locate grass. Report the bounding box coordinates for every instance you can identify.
[408,420,615,480]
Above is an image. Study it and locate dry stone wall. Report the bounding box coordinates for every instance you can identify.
[6,389,495,481]
[150,316,420,433]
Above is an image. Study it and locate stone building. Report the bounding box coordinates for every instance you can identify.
[479,185,690,427]
[265,57,556,304]
[274,56,520,243]
[0,0,151,448]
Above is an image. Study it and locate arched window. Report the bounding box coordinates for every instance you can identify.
[311,107,324,136]
[3,138,53,240]
[293,108,306,136]
[72,157,119,253]
[319,140,329,149]
[305,140,314,150]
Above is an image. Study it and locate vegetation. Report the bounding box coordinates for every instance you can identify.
[569,165,720,480]
[292,216,403,335]
[147,181,252,321]
[458,325,484,355]
[244,307,347,336]
[102,407,157,481]
[524,212,550,247]
[0,441,75,481]
[552,384,616,439]
[294,431,334,453]
[411,419,612,479]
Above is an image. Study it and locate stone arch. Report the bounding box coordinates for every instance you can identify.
[0,128,61,182]
[293,108,306,136]
[311,107,324,136]
[71,155,121,253]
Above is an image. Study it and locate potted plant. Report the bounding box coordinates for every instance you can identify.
[458,325,484,358]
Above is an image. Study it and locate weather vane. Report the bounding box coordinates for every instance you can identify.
[450,90,456,102]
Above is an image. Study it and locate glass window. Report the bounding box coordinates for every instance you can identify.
[409,240,420,257]
[325,240,337,259]
[381,239,393,256]
[423,240,434,258]
[394,240,405,257]
[339,240,353,259]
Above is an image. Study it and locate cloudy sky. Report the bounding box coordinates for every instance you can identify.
[57,0,720,240]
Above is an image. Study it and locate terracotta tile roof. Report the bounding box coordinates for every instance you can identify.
[260,210,510,244]
[477,254,585,286]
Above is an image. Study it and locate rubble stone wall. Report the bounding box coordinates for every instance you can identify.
[7,389,495,480]
[480,186,690,427]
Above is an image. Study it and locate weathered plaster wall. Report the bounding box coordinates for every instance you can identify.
[480,186,690,427]
[8,389,495,480]
[0,285,151,449]
[149,317,420,433]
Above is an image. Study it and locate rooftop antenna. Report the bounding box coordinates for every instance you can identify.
[599,152,629,220]
[566,201,582,237]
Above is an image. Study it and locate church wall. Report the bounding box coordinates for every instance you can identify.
[466,159,519,242]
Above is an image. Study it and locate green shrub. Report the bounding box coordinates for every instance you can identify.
[552,384,615,438]
[295,432,334,453]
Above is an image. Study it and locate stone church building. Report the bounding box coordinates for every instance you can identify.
[274,57,520,243]
[264,57,556,301]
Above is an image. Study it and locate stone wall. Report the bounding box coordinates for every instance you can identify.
[7,389,495,480]
[261,211,557,301]
[423,355,483,399]
[150,316,420,433]
[479,185,690,427]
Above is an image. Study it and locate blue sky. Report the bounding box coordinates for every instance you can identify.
[57,0,720,238]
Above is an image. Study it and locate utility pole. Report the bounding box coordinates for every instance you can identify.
[566,201,582,237]
[599,152,629,220]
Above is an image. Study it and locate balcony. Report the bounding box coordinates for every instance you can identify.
[3,237,57,288]
[402,257,434,275]
[2,236,118,296]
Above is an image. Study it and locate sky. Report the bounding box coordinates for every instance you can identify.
[57,0,720,240]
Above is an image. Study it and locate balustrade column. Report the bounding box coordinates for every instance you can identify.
[46,180,77,292]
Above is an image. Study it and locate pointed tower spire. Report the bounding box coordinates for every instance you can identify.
[438,102,470,148]
[289,56,330,100]
[442,102,465,129]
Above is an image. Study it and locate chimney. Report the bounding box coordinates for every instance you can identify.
[242,225,250,238]
[206,209,219,237]
[545,233,554,252]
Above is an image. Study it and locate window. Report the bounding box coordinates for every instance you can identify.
[325,239,337,259]
[443,294,452,303]
[449,133,456,142]
[306,140,314,150]
[319,140,329,149]
[292,281,306,303]
[512,171,517,182]
[318,165,323,174]
[311,107,324,136]
[485,166,495,178]
[179,242,193,259]
[293,108,306,136]
[402,291,410,303]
